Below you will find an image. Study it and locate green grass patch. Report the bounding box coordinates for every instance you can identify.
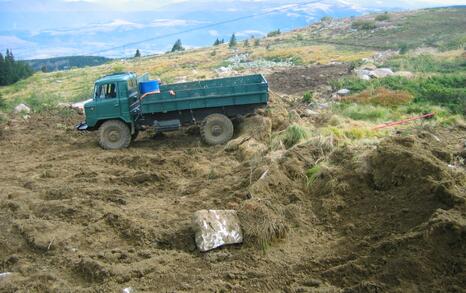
[306,164,322,187]
[335,103,400,122]
[383,54,466,73]
[275,124,311,148]
[332,75,466,115]
[303,91,314,103]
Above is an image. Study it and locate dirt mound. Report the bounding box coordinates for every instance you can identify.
[306,133,466,291]
[0,109,465,292]
[266,64,350,95]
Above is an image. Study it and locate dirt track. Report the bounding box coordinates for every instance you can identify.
[0,74,465,291]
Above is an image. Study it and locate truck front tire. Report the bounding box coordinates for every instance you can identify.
[98,120,131,150]
[201,114,234,145]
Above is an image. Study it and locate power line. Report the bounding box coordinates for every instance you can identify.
[86,0,324,56]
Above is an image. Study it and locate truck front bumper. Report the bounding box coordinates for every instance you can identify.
[76,122,89,131]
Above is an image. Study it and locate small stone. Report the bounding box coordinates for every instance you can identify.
[192,210,243,252]
[337,89,350,96]
[14,103,31,114]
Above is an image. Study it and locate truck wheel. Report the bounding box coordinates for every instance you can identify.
[98,120,131,150]
[201,114,234,145]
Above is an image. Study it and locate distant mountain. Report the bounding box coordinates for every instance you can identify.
[0,0,462,59]
[26,56,111,72]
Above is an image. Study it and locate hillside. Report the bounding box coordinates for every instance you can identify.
[0,7,465,292]
[26,56,111,72]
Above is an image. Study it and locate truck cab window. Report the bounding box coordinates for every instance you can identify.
[95,83,117,99]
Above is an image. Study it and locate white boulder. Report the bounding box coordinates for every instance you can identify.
[14,103,31,114]
[369,68,394,78]
[337,89,350,96]
[192,210,243,252]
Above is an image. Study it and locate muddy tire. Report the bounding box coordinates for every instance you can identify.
[201,114,234,145]
[98,120,131,150]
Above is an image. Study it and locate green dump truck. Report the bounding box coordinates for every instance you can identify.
[76,72,269,149]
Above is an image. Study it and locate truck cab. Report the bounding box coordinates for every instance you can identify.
[82,72,138,131]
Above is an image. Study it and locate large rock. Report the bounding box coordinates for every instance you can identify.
[355,69,371,80]
[369,68,394,78]
[192,210,243,252]
[14,103,31,114]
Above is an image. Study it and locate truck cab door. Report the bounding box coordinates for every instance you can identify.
[95,83,121,119]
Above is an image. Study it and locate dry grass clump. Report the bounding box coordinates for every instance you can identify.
[345,87,414,107]
[238,199,289,250]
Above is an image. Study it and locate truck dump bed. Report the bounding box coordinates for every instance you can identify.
[135,74,268,114]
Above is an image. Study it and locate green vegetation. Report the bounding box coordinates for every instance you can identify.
[336,8,466,50]
[306,165,322,187]
[383,54,466,73]
[303,91,314,103]
[213,38,225,46]
[267,29,281,37]
[27,55,110,72]
[282,124,310,148]
[229,34,237,48]
[332,74,466,114]
[171,39,185,52]
[375,12,390,21]
[351,20,376,30]
[0,50,33,86]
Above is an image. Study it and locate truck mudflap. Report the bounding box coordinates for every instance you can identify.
[76,122,89,131]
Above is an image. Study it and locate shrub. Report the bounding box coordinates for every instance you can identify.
[282,124,310,148]
[303,91,314,103]
[352,20,376,30]
[375,13,390,21]
[399,43,409,55]
[267,29,281,37]
[345,88,414,107]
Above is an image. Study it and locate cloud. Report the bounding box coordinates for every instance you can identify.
[208,30,219,37]
[149,19,206,28]
[0,35,35,50]
[236,30,266,37]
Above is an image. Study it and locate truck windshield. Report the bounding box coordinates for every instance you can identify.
[95,83,117,99]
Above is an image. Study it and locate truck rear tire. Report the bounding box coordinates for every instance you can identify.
[99,120,131,150]
[201,113,234,145]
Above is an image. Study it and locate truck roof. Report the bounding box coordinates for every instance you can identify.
[95,72,136,84]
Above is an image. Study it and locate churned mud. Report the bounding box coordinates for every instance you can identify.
[0,71,465,292]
